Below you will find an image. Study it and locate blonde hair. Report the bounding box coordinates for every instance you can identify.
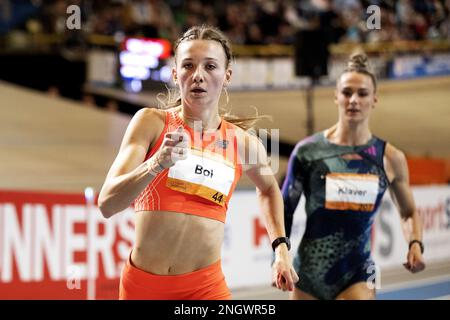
[158,25,269,131]
[341,53,377,92]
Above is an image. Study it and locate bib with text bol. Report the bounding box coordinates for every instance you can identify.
[167,148,235,206]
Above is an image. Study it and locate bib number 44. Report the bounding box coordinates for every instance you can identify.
[212,192,224,204]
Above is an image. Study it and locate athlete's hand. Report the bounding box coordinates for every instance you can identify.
[154,126,191,169]
[271,247,299,291]
[403,243,425,273]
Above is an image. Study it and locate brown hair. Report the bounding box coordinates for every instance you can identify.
[341,53,377,92]
[174,25,233,69]
[158,25,269,131]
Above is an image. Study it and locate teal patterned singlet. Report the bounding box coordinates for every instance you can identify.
[282,132,389,299]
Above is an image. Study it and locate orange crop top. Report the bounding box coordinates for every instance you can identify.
[133,109,242,223]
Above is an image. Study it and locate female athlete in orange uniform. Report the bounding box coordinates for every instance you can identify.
[98,25,298,299]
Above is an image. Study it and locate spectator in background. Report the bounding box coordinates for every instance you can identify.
[245,23,264,45]
[125,0,158,37]
[339,2,365,43]
[105,99,119,112]
[47,85,60,98]
[6,0,450,49]
[396,0,417,39]
[91,2,124,36]
[124,0,178,40]
[0,0,12,26]
[175,0,217,33]
[366,6,402,42]
[255,0,285,44]
[218,2,248,44]
[439,0,450,38]
[412,12,429,39]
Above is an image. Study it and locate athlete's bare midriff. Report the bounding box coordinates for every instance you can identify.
[131,210,224,275]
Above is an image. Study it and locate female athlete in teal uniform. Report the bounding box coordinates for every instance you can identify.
[280,53,425,300]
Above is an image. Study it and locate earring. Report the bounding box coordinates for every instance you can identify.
[222,86,229,106]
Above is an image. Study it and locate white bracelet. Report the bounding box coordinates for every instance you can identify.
[147,165,159,177]
[154,157,165,172]
[147,157,164,176]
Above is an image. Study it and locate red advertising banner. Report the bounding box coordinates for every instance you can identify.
[0,190,134,300]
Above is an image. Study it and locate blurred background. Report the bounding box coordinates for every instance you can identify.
[0,0,449,300]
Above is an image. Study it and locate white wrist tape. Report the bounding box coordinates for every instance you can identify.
[147,156,165,176]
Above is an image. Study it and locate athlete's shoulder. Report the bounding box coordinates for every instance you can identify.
[384,142,407,166]
[292,132,324,157]
[371,134,387,147]
[355,134,387,165]
[126,108,166,135]
[125,107,166,145]
[221,119,246,135]
[297,132,323,149]
[133,107,166,123]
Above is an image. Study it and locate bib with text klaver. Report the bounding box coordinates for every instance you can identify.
[325,173,379,212]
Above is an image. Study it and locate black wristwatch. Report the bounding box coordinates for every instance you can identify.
[409,240,424,254]
[272,237,291,251]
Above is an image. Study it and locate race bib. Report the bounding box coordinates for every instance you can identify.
[325,173,379,212]
[167,149,235,206]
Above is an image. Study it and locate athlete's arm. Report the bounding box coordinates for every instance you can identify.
[98,108,189,218]
[386,143,425,273]
[281,143,305,238]
[238,132,299,291]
